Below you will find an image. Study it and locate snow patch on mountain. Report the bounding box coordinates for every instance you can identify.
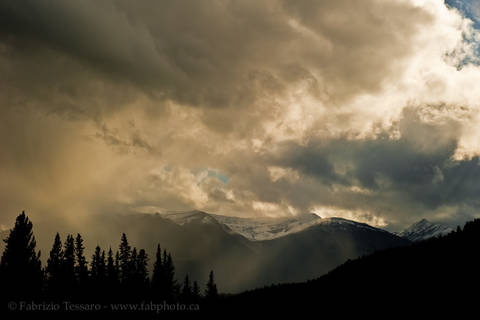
[210,213,323,241]
[398,219,453,242]
[160,211,392,241]
[161,210,219,226]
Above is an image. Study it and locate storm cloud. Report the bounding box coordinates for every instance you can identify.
[0,0,430,109]
[1,0,480,231]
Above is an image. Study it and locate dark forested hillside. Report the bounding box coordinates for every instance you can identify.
[221,220,480,313]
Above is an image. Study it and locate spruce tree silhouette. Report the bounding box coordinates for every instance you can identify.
[106,247,120,300]
[205,270,218,301]
[129,246,138,297]
[135,249,149,295]
[118,233,131,294]
[0,211,43,300]
[192,280,201,303]
[74,233,89,297]
[151,244,165,301]
[90,245,107,298]
[114,251,121,281]
[63,234,77,298]
[100,250,106,279]
[181,274,192,303]
[163,250,178,302]
[93,246,109,301]
[46,233,64,298]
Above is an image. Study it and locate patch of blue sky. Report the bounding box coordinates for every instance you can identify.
[446,0,480,28]
[445,0,480,65]
[207,169,229,184]
[191,168,229,184]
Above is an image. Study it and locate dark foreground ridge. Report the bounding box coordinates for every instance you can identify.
[221,219,480,314]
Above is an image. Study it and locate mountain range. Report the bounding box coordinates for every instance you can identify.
[0,211,457,292]
[0,210,410,292]
[85,210,411,292]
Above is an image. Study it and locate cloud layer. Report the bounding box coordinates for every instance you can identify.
[1,0,480,230]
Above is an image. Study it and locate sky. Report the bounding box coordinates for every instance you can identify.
[1,0,480,231]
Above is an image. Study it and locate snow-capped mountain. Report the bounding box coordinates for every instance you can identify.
[156,209,408,290]
[161,210,323,240]
[210,213,323,241]
[398,219,453,242]
[160,210,389,241]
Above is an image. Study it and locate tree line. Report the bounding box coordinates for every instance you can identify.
[0,211,218,306]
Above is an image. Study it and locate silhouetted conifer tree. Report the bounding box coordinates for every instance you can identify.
[100,250,106,279]
[74,233,89,290]
[130,247,137,282]
[132,248,149,298]
[192,280,201,303]
[0,211,43,299]
[151,244,165,300]
[90,245,107,299]
[106,248,119,288]
[103,248,119,302]
[137,249,149,284]
[46,233,64,297]
[115,251,121,279]
[205,270,218,301]
[90,246,106,283]
[119,233,131,286]
[63,234,77,297]
[163,250,177,301]
[181,274,192,302]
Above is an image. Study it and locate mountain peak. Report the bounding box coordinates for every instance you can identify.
[160,210,218,226]
[416,218,430,225]
[399,218,453,242]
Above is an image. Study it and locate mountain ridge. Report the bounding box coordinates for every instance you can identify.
[0,210,410,292]
[222,219,480,314]
[398,218,453,241]
[158,210,392,241]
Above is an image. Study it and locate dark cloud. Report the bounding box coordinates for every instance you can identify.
[264,106,480,225]
[0,0,478,231]
[95,123,154,154]
[0,0,431,113]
